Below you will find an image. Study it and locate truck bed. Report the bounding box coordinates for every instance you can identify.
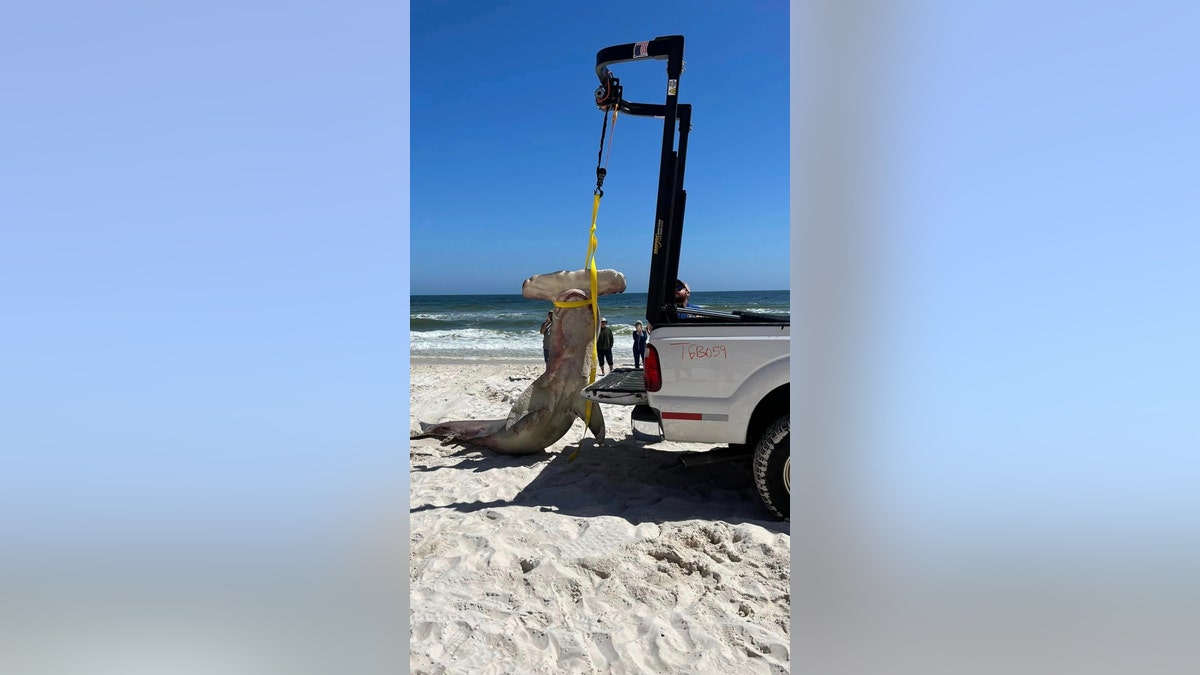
[583,367,646,406]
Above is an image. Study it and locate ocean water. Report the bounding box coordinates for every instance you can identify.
[411,290,790,360]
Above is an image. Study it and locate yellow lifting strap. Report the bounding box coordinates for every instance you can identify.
[553,107,616,462]
[551,191,602,436]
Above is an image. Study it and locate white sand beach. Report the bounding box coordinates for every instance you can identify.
[409,357,791,674]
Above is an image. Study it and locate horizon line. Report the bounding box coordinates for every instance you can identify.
[410,288,792,297]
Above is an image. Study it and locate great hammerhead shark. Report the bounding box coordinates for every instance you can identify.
[412,268,626,454]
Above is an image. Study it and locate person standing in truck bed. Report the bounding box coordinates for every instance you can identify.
[675,279,700,319]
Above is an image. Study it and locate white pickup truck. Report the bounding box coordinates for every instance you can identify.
[582,36,791,519]
[583,315,791,519]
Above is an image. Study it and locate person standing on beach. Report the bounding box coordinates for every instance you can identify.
[539,311,553,365]
[596,317,614,375]
[631,321,647,370]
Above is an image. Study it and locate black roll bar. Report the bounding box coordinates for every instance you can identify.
[594,35,689,327]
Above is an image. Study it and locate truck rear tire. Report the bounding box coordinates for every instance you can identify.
[752,415,790,520]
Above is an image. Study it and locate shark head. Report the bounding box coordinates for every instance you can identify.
[522,269,626,368]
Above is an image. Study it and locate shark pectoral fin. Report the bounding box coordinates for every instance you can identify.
[505,405,559,435]
[574,396,606,441]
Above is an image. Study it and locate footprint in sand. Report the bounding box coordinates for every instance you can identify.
[556,517,636,562]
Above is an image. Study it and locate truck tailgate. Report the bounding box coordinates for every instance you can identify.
[581,367,647,406]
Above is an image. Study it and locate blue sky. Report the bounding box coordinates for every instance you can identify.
[410,1,790,295]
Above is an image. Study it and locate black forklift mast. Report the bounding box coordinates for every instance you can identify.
[595,35,691,328]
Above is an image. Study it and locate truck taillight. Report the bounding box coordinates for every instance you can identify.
[644,344,662,392]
